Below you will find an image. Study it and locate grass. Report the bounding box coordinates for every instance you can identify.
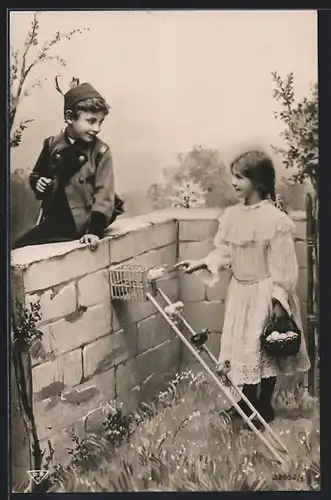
[38,369,320,493]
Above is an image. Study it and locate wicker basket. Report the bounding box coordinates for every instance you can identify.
[260,316,301,358]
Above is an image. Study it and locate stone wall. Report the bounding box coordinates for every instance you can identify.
[10,207,307,485]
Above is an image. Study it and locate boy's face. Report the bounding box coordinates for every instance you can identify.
[67,111,105,143]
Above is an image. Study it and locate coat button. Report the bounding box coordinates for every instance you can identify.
[54,153,61,162]
[78,177,85,184]
[78,155,86,164]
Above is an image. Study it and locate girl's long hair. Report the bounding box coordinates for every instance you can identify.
[231,150,276,202]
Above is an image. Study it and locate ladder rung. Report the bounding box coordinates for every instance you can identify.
[248,411,257,422]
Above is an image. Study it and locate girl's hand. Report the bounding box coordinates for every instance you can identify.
[174,259,207,274]
[36,177,53,193]
[80,234,100,251]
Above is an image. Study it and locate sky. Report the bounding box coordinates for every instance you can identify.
[10,10,318,194]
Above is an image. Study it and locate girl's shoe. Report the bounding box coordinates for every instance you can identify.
[226,399,249,420]
[242,418,264,431]
[260,403,275,423]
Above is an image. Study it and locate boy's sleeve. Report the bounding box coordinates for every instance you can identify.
[29,138,51,200]
[88,147,115,237]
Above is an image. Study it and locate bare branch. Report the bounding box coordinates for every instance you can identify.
[10,118,34,148]
[9,12,89,142]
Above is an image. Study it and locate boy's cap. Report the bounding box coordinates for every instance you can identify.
[64,83,105,109]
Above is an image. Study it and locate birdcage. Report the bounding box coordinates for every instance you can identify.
[109,263,155,301]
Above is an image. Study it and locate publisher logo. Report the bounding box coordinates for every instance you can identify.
[27,470,49,485]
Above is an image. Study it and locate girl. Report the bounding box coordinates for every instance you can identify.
[175,150,311,428]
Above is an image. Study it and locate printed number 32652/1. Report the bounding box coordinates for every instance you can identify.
[272,474,304,481]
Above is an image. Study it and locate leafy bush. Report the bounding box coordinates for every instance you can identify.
[271,71,318,192]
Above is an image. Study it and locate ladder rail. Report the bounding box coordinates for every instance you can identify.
[155,287,289,457]
[146,291,288,465]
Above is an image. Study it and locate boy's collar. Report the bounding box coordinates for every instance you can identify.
[55,128,94,153]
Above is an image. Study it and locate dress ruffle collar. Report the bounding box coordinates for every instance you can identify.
[240,199,270,211]
[215,200,295,246]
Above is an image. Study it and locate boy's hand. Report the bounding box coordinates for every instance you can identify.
[174,259,207,274]
[36,177,53,193]
[80,234,100,251]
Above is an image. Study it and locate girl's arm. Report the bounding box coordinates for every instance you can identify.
[198,209,232,287]
[267,224,298,317]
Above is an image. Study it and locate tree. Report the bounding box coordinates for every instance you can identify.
[147,145,237,209]
[276,176,310,211]
[10,11,89,148]
[272,72,319,396]
[271,71,318,192]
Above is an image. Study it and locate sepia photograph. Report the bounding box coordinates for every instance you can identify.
[9,9,319,493]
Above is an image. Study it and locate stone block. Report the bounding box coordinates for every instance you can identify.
[77,269,110,308]
[126,243,177,269]
[293,220,307,241]
[15,239,110,293]
[112,277,178,330]
[206,270,231,301]
[179,218,219,242]
[32,348,83,396]
[116,338,181,412]
[109,220,177,263]
[33,367,115,441]
[135,211,178,224]
[115,359,143,404]
[137,314,175,353]
[289,210,306,222]
[178,241,214,262]
[139,337,181,379]
[296,268,308,304]
[83,329,137,379]
[30,324,55,367]
[26,282,77,323]
[179,273,206,302]
[183,301,225,333]
[48,302,112,355]
[295,240,308,269]
[108,217,151,235]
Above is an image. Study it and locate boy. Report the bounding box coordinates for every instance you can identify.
[13,81,123,251]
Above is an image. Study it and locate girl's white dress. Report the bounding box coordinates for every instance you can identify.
[198,199,311,387]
